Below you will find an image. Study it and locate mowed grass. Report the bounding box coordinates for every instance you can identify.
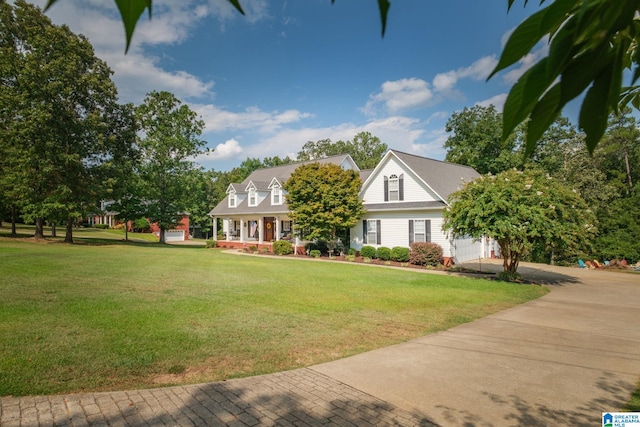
[0,236,548,397]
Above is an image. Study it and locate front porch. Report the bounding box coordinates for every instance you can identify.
[212,215,294,246]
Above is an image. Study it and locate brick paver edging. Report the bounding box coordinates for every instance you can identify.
[1,368,436,427]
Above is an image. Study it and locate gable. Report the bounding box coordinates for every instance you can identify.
[361,154,440,204]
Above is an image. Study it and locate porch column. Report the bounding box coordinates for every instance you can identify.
[240,218,245,242]
[259,217,264,244]
[212,216,217,241]
[275,216,280,241]
[226,219,231,241]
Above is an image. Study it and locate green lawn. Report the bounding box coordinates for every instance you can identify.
[0,234,548,397]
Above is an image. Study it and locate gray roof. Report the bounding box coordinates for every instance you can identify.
[363,201,446,211]
[390,150,480,201]
[358,169,373,183]
[239,154,357,187]
[210,154,358,217]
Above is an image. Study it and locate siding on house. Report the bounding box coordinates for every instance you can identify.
[361,155,440,204]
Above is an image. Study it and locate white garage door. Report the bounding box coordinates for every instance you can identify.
[165,230,185,242]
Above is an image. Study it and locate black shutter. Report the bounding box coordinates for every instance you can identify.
[363,220,367,244]
[376,220,381,245]
[409,220,414,244]
[399,174,404,201]
[383,176,389,202]
[426,220,431,242]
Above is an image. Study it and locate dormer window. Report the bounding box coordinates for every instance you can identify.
[384,174,404,202]
[228,192,236,208]
[388,174,399,201]
[272,184,282,205]
[248,188,257,206]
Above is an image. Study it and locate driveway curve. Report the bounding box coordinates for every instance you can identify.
[314,259,640,426]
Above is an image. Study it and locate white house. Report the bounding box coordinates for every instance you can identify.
[349,150,489,263]
[209,149,492,263]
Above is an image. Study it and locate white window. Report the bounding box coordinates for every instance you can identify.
[413,220,426,242]
[388,174,399,201]
[364,219,380,245]
[228,193,236,208]
[409,219,431,244]
[283,220,291,232]
[248,188,257,206]
[272,184,282,205]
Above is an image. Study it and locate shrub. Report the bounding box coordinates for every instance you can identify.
[133,218,151,233]
[304,242,318,253]
[94,223,109,229]
[205,240,218,248]
[260,247,269,254]
[347,247,357,256]
[409,242,443,267]
[248,245,258,252]
[390,246,410,262]
[346,254,356,262]
[360,245,377,259]
[273,240,293,255]
[315,240,329,255]
[309,249,321,258]
[376,246,391,261]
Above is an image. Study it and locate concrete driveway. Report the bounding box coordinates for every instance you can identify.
[312,259,640,426]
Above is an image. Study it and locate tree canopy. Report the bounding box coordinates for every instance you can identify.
[0,0,135,242]
[443,168,596,277]
[284,163,364,245]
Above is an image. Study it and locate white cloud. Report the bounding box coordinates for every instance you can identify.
[364,56,498,116]
[194,104,313,134]
[363,78,434,115]
[477,93,508,112]
[433,55,497,93]
[211,138,244,159]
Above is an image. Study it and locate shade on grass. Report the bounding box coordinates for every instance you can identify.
[0,238,547,396]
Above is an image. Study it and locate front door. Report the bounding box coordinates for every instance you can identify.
[264,217,275,241]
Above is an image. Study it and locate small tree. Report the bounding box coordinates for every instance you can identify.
[284,163,364,248]
[443,168,597,276]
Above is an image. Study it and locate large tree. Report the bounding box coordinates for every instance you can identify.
[135,91,205,244]
[0,0,133,242]
[284,163,364,246]
[444,105,519,175]
[443,168,597,278]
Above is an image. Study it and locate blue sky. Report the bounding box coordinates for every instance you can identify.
[37,0,547,171]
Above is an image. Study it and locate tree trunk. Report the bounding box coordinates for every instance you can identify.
[124,219,129,241]
[159,228,166,244]
[624,148,633,195]
[64,217,73,243]
[34,218,45,239]
[51,223,57,237]
[10,208,17,236]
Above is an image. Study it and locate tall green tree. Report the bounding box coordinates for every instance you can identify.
[0,0,133,242]
[135,91,205,244]
[284,163,364,246]
[444,105,519,175]
[443,168,596,277]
